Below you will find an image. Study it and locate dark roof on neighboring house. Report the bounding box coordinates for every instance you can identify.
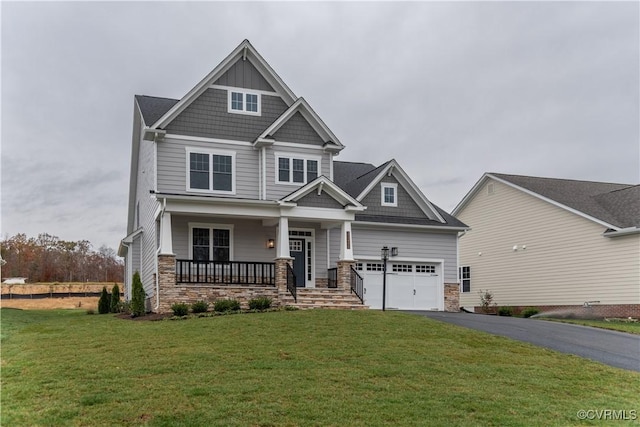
[491,173,640,229]
[135,95,179,126]
[334,161,466,228]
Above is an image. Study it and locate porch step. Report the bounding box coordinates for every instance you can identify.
[281,288,367,310]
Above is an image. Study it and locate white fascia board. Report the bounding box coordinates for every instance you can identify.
[166,199,281,219]
[603,227,640,237]
[152,40,296,130]
[485,173,621,231]
[281,176,364,209]
[356,160,445,223]
[164,133,253,147]
[281,206,356,222]
[353,221,468,233]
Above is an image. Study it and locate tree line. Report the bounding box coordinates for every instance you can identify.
[1,233,123,283]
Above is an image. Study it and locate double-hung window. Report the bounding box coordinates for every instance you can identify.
[381,183,398,207]
[228,90,260,115]
[276,155,320,185]
[190,224,233,262]
[187,148,235,194]
[460,266,471,293]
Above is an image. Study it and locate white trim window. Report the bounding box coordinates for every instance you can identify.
[228,90,260,115]
[189,223,234,262]
[460,266,471,293]
[381,183,398,207]
[276,154,320,185]
[186,147,236,194]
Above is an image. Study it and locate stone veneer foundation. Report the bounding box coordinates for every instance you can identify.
[444,283,460,312]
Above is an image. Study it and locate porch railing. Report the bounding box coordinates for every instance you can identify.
[327,267,337,288]
[350,266,364,304]
[286,264,297,302]
[176,260,275,285]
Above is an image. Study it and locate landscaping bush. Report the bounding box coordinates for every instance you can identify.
[98,286,110,314]
[171,303,190,317]
[498,306,513,316]
[522,307,540,318]
[110,284,121,313]
[118,301,132,315]
[191,300,209,314]
[131,271,146,317]
[248,297,272,311]
[214,299,241,312]
[478,289,497,314]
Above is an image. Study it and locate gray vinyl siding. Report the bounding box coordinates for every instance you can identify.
[157,137,260,199]
[135,125,161,299]
[266,146,332,200]
[214,58,274,91]
[296,191,344,209]
[165,89,288,141]
[350,225,459,282]
[272,112,325,145]
[360,176,426,218]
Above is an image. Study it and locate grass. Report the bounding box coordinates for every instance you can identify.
[2,308,639,426]
[542,318,640,335]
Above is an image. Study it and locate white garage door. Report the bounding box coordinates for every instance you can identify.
[359,262,441,310]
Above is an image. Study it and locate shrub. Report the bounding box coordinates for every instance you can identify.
[110,284,121,313]
[498,306,513,316]
[86,308,95,315]
[98,286,110,314]
[131,271,146,317]
[522,307,540,318]
[248,297,272,311]
[214,299,241,312]
[478,289,497,314]
[171,303,190,317]
[191,300,209,314]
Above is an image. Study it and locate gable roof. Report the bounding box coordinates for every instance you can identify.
[150,40,297,130]
[454,173,640,231]
[333,161,467,229]
[135,95,179,126]
[255,97,344,151]
[280,175,365,211]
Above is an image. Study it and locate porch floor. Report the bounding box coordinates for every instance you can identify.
[282,288,367,310]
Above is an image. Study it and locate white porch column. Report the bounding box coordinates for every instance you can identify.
[339,220,354,261]
[276,216,290,258]
[159,211,174,255]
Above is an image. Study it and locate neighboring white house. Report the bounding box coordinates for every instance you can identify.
[2,277,27,285]
[453,173,640,318]
[119,40,467,313]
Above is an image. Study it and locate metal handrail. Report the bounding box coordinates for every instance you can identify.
[327,267,338,288]
[350,266,364,304]
[176,260,275,285]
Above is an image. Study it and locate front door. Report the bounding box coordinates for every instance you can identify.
[289,239,305,287]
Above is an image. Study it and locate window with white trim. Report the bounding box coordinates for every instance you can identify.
[416,265,436,274]
[228,90,260,115]
[187,148,235,194]
[276,155,320,185]
[392,264,412,273]
[190,224,233,262]
[460,266,471,293]
[381,183,398,207]
[366,263,384,272]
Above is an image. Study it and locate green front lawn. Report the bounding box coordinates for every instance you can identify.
[2,308,639,426]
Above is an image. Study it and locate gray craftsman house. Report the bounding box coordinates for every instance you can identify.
[119,40,467,313]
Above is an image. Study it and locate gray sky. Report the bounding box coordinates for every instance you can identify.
[2,1,639,251]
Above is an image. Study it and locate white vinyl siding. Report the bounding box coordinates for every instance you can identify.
[457,178,640,308]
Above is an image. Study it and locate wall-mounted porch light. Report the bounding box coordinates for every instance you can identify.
[391,247,398,257]
[267,239,275,249]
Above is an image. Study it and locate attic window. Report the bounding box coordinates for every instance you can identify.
[228,90,260,115]
[381,183,398,207]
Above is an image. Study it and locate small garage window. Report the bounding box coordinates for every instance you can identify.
[392,264,412,273]
[366,263,384,271]
[354,263,363,271]
[416,265,436,274]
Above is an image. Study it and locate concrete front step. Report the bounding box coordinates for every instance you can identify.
[281,288,366,310]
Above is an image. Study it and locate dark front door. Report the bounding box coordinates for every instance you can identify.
[290,238,305,287]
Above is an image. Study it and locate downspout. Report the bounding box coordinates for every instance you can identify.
[120,240,131,300]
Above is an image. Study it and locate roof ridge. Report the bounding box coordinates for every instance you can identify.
[135,94,179,101]
[491,172,632,187]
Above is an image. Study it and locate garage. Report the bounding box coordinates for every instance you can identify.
[358,262,442,310]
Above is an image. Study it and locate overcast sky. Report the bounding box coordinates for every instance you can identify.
[2,1,638,251]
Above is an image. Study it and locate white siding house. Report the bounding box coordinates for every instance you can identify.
[453,173,640,318]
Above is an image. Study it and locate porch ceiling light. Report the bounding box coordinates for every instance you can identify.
[267,239,275,249]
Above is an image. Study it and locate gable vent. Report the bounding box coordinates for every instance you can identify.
[487,183,495,195]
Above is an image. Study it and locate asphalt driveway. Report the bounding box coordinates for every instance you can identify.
[407,311,640,372]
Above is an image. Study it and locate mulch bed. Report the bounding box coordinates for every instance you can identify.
[116,312,173,321]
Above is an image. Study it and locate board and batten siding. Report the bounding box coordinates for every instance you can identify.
[213,58,274,92]
[157,137,260,199]
[134,117,161,299]
[341,225,458,283]
[457,178,640,308]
